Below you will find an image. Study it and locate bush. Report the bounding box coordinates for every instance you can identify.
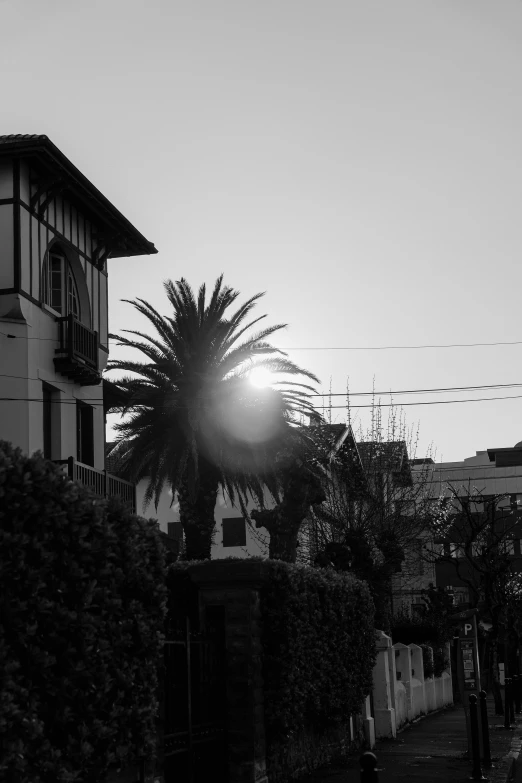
[0,442,168,783]
[170,557,375,780]
[259,561,376,774]
[419,644,434,679]
[432,645,448,677]
[392,610,449,679]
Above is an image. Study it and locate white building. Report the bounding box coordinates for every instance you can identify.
[122,423,366,561]
[0,134,156,509]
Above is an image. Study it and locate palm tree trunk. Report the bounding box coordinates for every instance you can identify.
[177,463,219,561]
[268,516,302,562]
[250,507,301,562]
[252,466,326,564]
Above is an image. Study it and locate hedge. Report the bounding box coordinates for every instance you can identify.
[258,562,376,755]
[392,613,450,678]
[0,442,168,783]
[172,556,376,779]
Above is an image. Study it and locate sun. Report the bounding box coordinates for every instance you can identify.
[249,366,273,388]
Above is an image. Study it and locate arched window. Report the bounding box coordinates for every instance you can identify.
[42,251,80,319]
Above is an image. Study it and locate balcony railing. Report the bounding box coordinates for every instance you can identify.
[56,457,136,512]
[54,314,101,386]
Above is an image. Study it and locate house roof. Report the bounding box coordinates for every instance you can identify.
[356,440,413,486]
[0,134,157,259]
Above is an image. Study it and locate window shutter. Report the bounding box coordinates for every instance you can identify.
[222,518,246,547]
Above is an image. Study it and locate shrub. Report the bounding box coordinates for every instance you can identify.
[168,557,375,781]
[432,645,448,677]
[0,442,168,783]
[420,644,435,679]
[259,562,376,768]
[392,610,449,679]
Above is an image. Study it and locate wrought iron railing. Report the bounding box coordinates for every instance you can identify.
[56,457,136,512]
[55,314,98,370]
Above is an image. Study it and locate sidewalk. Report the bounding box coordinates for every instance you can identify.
[296,697,522,783]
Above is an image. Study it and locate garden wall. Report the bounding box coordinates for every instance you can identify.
[372,634,453,738]
[182,557,377,783]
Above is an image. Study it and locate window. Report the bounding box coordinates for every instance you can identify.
[76,401,94,466]
[43,252,80,318]
[501,539,516,556]
[449,543,465,559]
[222,517,246,547]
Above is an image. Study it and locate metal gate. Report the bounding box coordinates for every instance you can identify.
[162,609,227,783]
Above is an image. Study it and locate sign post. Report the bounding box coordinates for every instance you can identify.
[453,609,482,758]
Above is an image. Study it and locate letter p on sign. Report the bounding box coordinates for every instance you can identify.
[464,623,472,635]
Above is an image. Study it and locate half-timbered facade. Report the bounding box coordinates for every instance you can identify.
[0,134,156,507]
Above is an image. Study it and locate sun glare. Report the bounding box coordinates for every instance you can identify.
[249,366,273,388]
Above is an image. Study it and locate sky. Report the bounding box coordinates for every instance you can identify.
[2,0,522,462]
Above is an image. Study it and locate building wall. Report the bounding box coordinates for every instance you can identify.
[137,480,272,559]
[0,158,109,468]
[391,530,437,617]
[428,450,522,499]
[417,449,522,598]
[0,303,105,467]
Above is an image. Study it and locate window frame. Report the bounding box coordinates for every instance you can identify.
[222,517,247,548]
[42,251,81,319]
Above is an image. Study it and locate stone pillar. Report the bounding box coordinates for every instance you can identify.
[393,642,414,722]
[189,561,270,783]
[372,631,396,739]
[423,646,436,713]
[408,644,427,717]
[361,695,375,748]
[387,640,397,716]
[442,641,453,706]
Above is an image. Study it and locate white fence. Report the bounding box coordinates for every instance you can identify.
[366,631,453,743]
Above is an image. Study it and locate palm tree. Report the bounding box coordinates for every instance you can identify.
[106,275,320,560]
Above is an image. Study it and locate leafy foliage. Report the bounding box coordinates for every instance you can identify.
[391,588,453,678]
[107,275,320,559]
[303,400,440,632]
[0,442,168,783]
[167,557,375,780]
[259,561,376,768]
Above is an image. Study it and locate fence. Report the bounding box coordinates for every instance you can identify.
[56,456,136,512]
[161,612,227,783]
[370,631,453,740]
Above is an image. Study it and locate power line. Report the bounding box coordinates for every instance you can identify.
[312,383,522,398]
[313,394,522,408]
[279,341,522,350]
[3,393,522,408]
[3,331,522,351]
[2,371,522,398]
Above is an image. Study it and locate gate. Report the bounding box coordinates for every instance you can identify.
[162,608,227,783]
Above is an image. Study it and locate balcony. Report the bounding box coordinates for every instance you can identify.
[54,314,101,386]
[56,457,136,512]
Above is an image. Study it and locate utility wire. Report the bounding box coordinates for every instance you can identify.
[3,331,522,350]
[3,393,522,408]
[276,341,522,350]
[1,371,522,398]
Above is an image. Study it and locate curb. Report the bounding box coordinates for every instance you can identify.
[494,724,522,783]
[395,704,456,735]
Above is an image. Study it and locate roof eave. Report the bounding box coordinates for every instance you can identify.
[0,136,157,258]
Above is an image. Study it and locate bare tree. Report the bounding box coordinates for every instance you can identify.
[300,391,439,631]
[423,482,521,713]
